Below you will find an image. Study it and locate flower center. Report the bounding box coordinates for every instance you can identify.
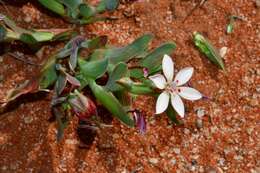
[165,81,181,94]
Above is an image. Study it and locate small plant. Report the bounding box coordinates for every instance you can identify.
[226,15,244,34]
[193,32,225,70]
[38,0,119,24]
[0,34,177,140]
[0,13,74,47]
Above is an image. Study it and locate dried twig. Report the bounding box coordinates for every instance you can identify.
[183,0,208,22]
[7,52,42,66]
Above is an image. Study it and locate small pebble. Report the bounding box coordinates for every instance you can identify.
[196,119,203,129]
[219,47,228,58]
[170,159,176,165]
[196,108,205,118]
[256,0,260,8]
[24,116,33,124]
[173,148,180,154]
[149,158,159,165]
[65,139,79,145]
[24,16,32,23]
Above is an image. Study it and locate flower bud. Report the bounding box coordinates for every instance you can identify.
[69,91,97,120]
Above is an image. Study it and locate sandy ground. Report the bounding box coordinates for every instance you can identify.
[0,0,259,172]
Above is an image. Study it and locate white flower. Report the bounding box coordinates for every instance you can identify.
[149,54,202,117]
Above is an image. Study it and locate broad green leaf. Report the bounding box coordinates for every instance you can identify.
[105,62,128,91]
[40,55,58,89]
[88,79,134,127]
[79,4,96,18]
[38,0,65,16]
[117,78,154,95]
[62,0,82,10]
[129,68,144,79]
[31,31,54,42]
[75,73,88,89]
[141,43,176,73]
[78,58,108,79]
[105,0,119,11]
[193,32,225,70]
[62,0,82,19]
[20,33,38,44]
[89,49,108,61]
[54,74,67,96]
[81,36,108,50]
[106,34,153,64]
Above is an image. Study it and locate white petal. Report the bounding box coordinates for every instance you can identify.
[162,54,174,82]
[155,92,170,114]
[170,93,185,117]
[178,87,202,100]
[149,74,166,89]
[174,67,194,86]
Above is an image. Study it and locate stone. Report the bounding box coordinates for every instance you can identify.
[65,139,79,145]
[149,158,159,165]
[24,116,33,124]
[196,108,205,118]
[219,47,228,58]
[173,148,181,154]
[170,159,176,165]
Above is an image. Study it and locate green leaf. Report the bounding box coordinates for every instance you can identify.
[193,32,225,70]
[116,78,154,95]
[166,106,183,125]
[78,58,108,79]
[88,79,134,127]
[141,43,176,73]
[0,26,6,42]
[79,4,96,19]
[39,56,58,89]
[105,62,128,91]
[69,46,79,70]
[75,73,88,89]
[54,74,67,96]
[62,0,82,10]
[53,107,68,142]
[20,33,38,44]
[89,49,108,61]
[31,31,54,42]
[106,34,153,64]
[226,23,233,34]
[129,68,144,79]
[81,35,108,50]
[38,0,65,16]
[105,0,119,11]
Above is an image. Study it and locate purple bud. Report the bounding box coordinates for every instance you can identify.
[69,92,97,121]
[143,68,149,78]
[132,110,146,134]
[202,95,212,101]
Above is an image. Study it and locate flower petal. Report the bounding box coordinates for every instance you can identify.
[174,67,194,86]
[155,92,170,114]
[178,87,202,100]
[162,54,174,82]
[149,74,166,89]
[170,93,185,117]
